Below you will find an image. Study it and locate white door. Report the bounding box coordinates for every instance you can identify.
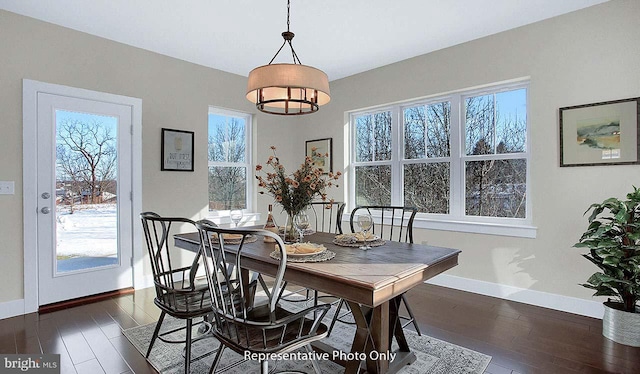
[36,93,134,305]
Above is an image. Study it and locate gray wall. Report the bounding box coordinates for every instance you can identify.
[299,0,640,307]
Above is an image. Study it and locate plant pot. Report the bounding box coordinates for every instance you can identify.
[602,301,640,347]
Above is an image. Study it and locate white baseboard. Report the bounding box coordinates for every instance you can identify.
[427,274,604,319]
[2,274,154,320]
[0,299,25,320]
[2,278,154,321]
[3,274,603,320]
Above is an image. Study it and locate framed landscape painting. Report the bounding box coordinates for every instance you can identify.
[161,128,194,171]
[559,97,640,167]
[305,138,332,173]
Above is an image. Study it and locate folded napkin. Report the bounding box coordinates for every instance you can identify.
[211,233,244,241]
[335,232,376,243]
[282,242,325,255]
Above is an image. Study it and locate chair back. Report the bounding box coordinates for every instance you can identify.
[197,223,330,371]
[197,223,291,348]
[309,201,345,234]
[350,205,418,243]
[140,212,206,314]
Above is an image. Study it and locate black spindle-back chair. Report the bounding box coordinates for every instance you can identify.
[196,222,330,374]
[280,201,345,304]
[330,205,422,336]
[309,201,345,234]
[140,212,213,374]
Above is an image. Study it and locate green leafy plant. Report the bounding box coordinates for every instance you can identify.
[575,186,640,313]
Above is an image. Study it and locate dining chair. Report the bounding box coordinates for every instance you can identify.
[329,205,422,336]
[349,205,417,244]
[140,212,214,374]
[279,201,345,303]
[196,222,331,374]
[309,201,345,234]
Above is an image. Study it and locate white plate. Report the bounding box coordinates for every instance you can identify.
[360,235,380,242]
[335,234,380,243]
[285,243,326,257]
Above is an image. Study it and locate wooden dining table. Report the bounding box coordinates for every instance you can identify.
[174,230,460,374]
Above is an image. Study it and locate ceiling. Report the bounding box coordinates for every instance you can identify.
[0,0,608,81]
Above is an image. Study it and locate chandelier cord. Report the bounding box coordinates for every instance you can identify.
[267,0,302,65]
[286,0,290,32]
[269,40,288,65]
[289,40,301,64]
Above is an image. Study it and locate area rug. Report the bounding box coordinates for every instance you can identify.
[123,299,491,373]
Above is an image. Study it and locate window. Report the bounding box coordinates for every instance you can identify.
[208,107,252,211]
[463,89,527,218]
[350,82,532,237]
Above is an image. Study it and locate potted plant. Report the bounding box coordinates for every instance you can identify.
[575,186,640,347]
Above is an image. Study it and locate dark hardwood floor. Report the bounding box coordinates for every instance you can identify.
[1,284,639,373]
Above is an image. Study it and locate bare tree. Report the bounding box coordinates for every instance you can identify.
[56,119,117,207]
[353,90,526,219]
[403,102,451,213]
[465,93,527,218]
[208,118,246,210]
[355,112,392,205]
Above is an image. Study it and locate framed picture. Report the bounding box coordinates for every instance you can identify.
[305,138,332,173]
[161,128,194,171]
[560,97,639,167]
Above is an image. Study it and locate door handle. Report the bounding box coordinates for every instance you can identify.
[41,207,51,214]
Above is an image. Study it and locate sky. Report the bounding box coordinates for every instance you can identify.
[496,88,527,120]
[56,109,118,131]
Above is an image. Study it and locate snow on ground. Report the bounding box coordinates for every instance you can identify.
[56,203,118,258]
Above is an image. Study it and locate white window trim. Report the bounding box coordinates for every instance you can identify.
[348,80,536,238]
[207,106,254,219]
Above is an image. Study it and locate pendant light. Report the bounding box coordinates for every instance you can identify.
[246,0,330,115]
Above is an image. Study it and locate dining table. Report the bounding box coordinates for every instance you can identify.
[174,229,460,374]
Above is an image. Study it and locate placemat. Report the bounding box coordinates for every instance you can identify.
[332,238,386,247]
[270,250,336,263]
[210,234,258,245]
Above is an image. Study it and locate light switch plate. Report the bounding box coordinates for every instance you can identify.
[0,181,15,195]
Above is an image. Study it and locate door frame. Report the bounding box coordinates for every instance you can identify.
[22,79,143,313]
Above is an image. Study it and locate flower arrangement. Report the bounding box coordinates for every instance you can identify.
[255,146,341,217]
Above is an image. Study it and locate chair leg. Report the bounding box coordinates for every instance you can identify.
[209,345,225,374]
[146,311,166,358]
[277,280,289,300]
[185,318,192,374]
[327,299,344,336]
[278,281,314,302]
[260,359,268,374]
[306,344,322,374]
[401,294,421,336]
[257,274,272,300]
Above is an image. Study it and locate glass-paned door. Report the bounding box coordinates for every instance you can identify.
[37,93,133,305]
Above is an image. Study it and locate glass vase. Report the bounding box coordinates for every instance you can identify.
[283,212,299,243]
